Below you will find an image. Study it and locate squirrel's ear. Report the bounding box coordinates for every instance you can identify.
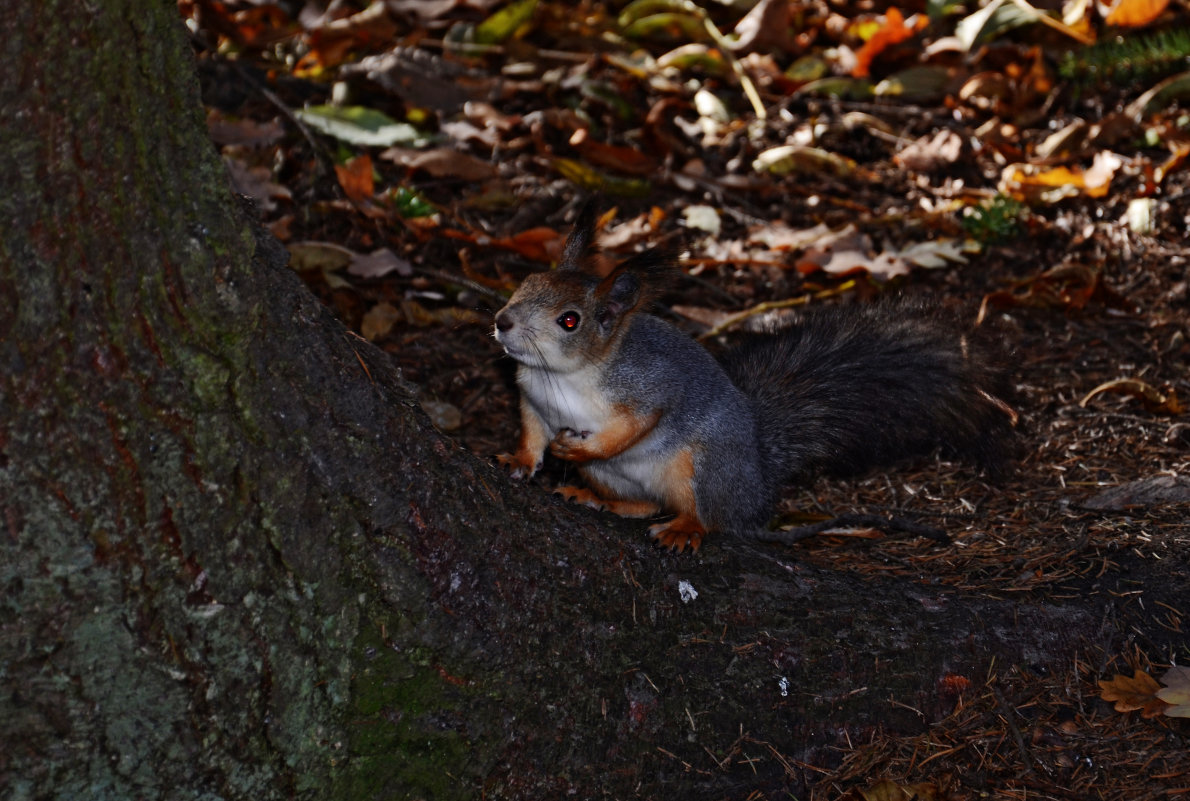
[595,270,640,331]
[558,198,600,271]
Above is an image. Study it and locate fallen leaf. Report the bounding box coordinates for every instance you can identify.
[1125,70,1190,120]
[287,241,354,273]
[1104,0,1170,27]
[1098,669,1170,718]
[732,0,796,53]
[1157,666,1190,718]
[894,129,965,172]
[897,239,971,269]
[841,778,942,801]
[874,65,954,102]
[573,134,659,176]
[955,0,1039,50]
[346,248,413,279]
[421,399,463,432]
[335,154,374,202]
[296,105,434,148]
[852,8,921,78]
[999,152,1122,203]
[656,43,729,75]
[1080,378,1183,414]
[380,146,498,181]
[749,221,836,250]
[752,145,858,177]
[474,0,538,44]
[361,302,401,341]
[224,157,291,213]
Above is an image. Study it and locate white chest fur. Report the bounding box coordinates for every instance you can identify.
[517,363,610,435]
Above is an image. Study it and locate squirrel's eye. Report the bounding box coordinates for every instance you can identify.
[557,311,580,331]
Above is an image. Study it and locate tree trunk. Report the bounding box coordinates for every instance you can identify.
[0,3,1177,800]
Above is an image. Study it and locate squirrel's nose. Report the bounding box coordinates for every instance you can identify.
[495,312,514,333]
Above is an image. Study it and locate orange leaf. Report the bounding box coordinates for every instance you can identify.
[852,9,918,78]
[1105,0,1170,27]
[1098,669,1171,718]
[335,154,374,203]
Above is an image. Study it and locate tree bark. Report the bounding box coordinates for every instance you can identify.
[1,3,1180,800]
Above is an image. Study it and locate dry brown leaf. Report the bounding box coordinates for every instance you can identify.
[379,146,498,181]
[1156,666,1190,718]
[287,241,354,273]
[894,129,964,172]
[346,248,414,279]
[1098,669,1170,718]
[841,778,942,801]
[361,302,401,341]
[334,154,374,202]
[732,0,797,53]
[748,221,836,251]
[224,157,291,213]
[573,136,659,176]
[1079,378,1184,415]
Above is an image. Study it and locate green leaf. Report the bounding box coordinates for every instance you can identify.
[752,145,857,177]
[618,0,697,27]
[475,0,538,45]
[797,76,873,100]
[295,105,434,148]
[874,65,953,101]
[622,12,706,40]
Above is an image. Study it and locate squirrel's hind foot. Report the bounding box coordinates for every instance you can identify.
[555,486,661,518]
[649,515,706,553]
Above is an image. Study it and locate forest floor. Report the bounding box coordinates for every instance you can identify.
[184,1,1188,798]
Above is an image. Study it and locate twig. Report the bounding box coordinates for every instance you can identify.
[696,280,858,341]
[992,686,1037,777]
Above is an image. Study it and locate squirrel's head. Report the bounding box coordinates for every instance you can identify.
[494,201,671,373]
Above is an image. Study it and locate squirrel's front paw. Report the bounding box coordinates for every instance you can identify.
[497,451,541,480]
[549,428,593,462]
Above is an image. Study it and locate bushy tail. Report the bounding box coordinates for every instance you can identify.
[720,301,1018,488]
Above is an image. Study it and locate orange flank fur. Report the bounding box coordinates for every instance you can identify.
[648,448,706,552]
[549,406,661,462]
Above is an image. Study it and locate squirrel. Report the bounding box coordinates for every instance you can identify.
[494,203,1018,552]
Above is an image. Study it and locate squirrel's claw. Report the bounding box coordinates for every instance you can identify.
[649,516,705,553]
[549,428,592,462]
[555,485,606,511]
[497,452,541,480]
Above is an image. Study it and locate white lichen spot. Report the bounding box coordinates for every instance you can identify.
[677,580,698,604]
[779,676,789,697]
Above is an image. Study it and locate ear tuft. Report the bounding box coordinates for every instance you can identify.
[558,197,600,272]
